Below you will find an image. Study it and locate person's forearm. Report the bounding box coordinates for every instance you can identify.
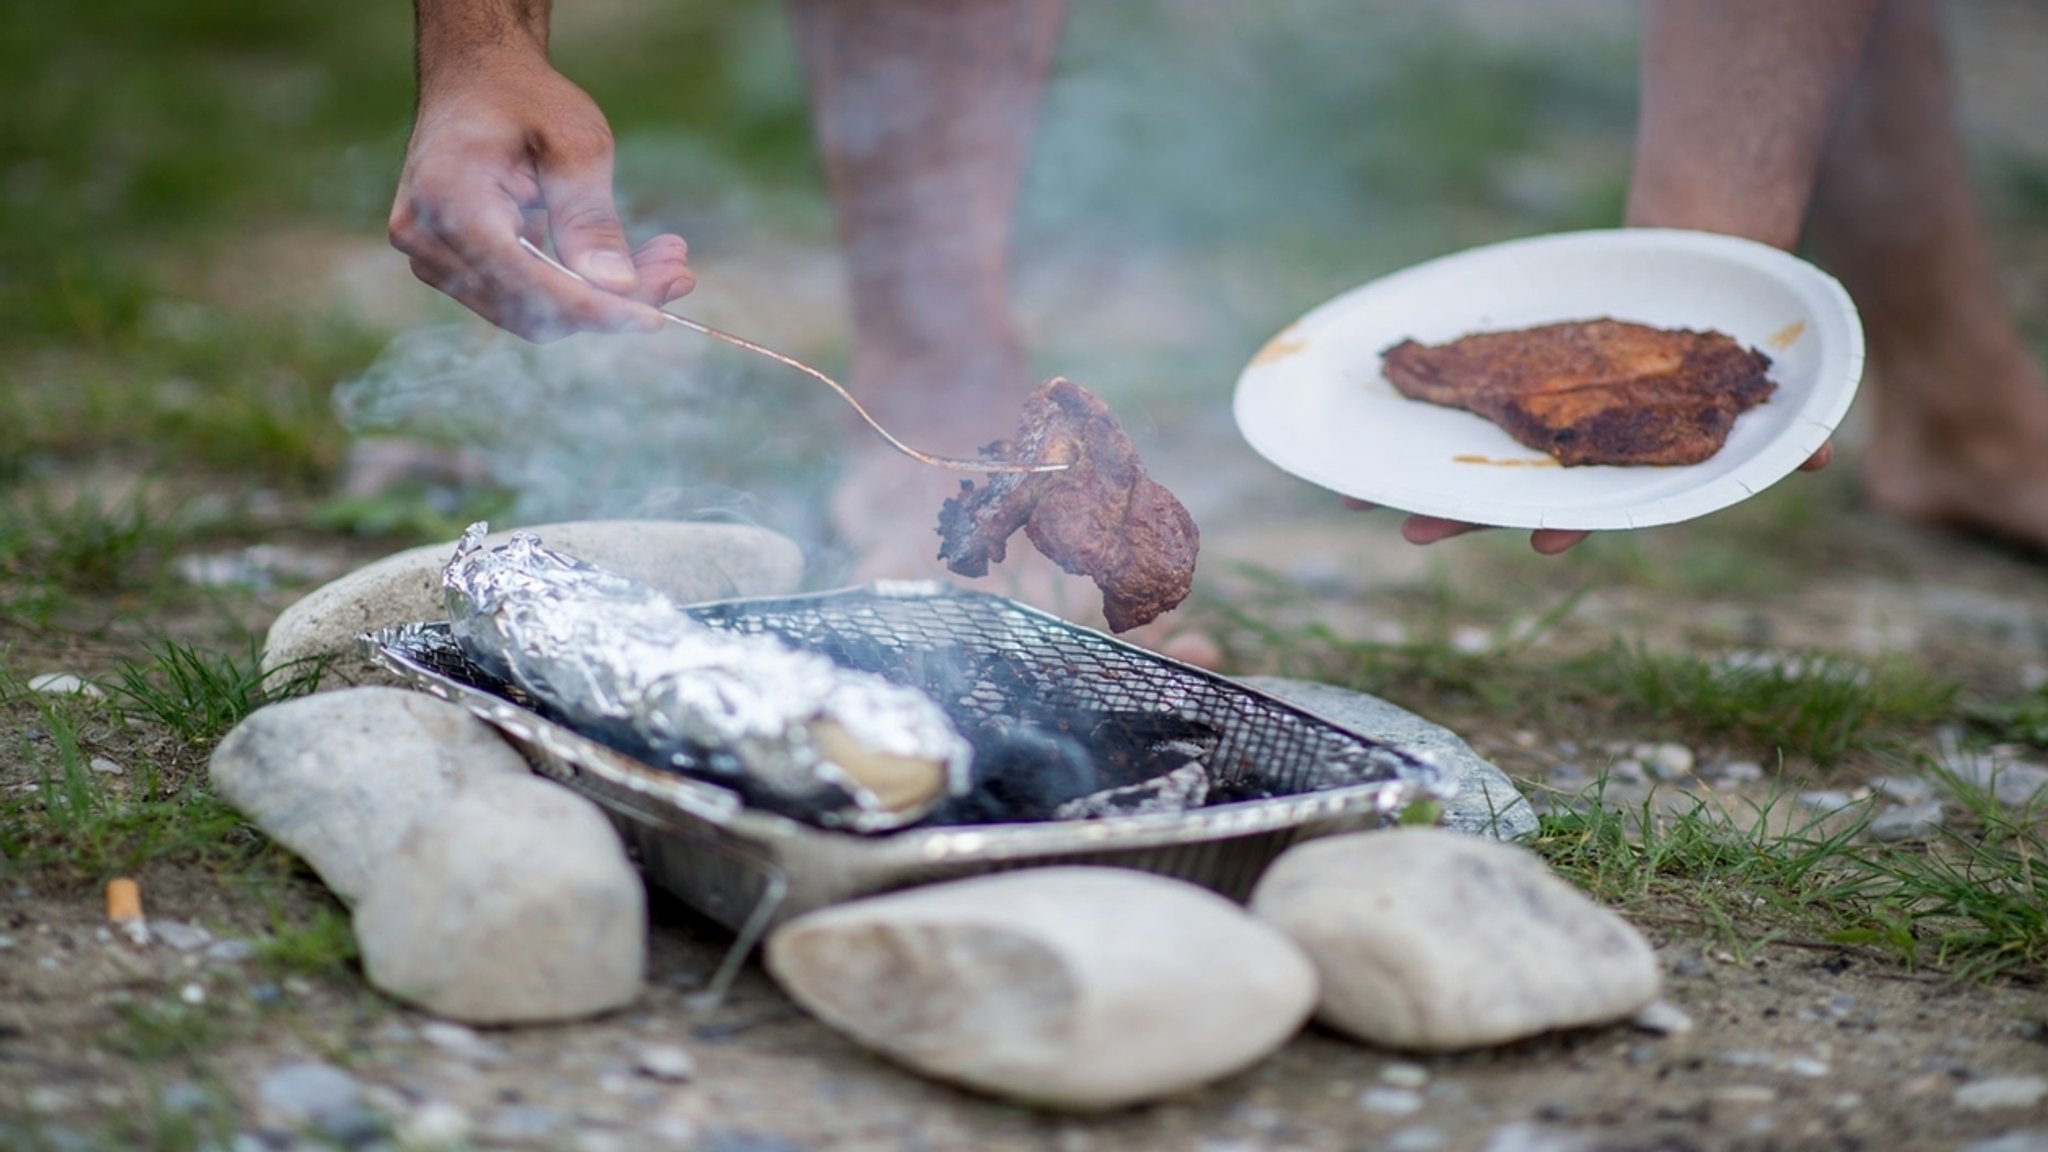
[414,0,551,92]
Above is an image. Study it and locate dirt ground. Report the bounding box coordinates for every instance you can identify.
[4,464,2048,1152]
[7,3,2048,1148]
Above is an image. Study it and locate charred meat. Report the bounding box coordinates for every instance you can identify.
[936,378,1199,632]
[1380,318,1776,466]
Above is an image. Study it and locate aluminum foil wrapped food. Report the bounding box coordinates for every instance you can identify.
[442,523,972,832]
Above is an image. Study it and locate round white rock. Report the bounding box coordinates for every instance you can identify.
[1251,828,1661,1051]
[209,687,531,903]
[765,867,1318,1111]
[354,773,646,1024]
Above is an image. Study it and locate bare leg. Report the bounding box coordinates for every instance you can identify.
[1625,0,1879,248]
[1806,0,2048,546]
[788,0,1062,451]
[786,0,1216,659]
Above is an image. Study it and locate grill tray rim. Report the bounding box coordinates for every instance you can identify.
[359,583,1445,971]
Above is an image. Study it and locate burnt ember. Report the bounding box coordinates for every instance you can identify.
[930,711,1222,825]
[936,378,1199,632]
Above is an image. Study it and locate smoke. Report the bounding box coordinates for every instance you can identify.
[335,1,1638,566]
[332,320,840,547]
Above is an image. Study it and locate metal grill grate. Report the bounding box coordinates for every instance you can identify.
[382,583,1424,817]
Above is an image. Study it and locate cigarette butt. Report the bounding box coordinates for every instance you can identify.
[106,877,143,923]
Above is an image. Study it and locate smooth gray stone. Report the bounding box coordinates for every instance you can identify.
[209,687,530,903]
[766,866,1318,1111]
[1957,1077,2048,1112]
[255,1062,368,1138]
[1868,800,1944,843]
[1945,754,2048,807]
[1251,828,1661,1051]
[1243,677,1536,840]
[263,519,805,688]
[354,773,646,1024]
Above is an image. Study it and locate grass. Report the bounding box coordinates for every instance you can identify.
[0,486,168,596]
[1574,643,1956,765]
[1532,770,2048,980]
[107,639,325,748]
[1532,779,1878,947]
[255,900,360,978]
[107,1000,234,1064]
[1968,682,2048,748]
[0,709,254,885]
[0,639,320,886]
[1214,576,1955,766]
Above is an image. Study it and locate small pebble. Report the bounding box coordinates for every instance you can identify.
[1956,1076,2048,1111]
[256,1062,362,1130]
[1784,1058,1830,1078]
[1635,742,1695,780]
[637,1043,696,1083]
[1381,1062,1430,1089]
[88,757,125,776]
[696,1132,805,1152]
[644,1115,701,1147]
[419,1019,505,1063]
[1450,627,1492,655]
[480,1105,565,1142]
[1229,1104,1282,1131]
[205,939,255,964]
[1632,1000,1694,1036]
[1945,755,2048,807]
[1868,801,1944,843]
[30,673,104,699]
[153,921,214,953]
[1605,759,1648,785]
[1712,1086,1778,1106]
[1797,790,1858,812]
[1708,759,1765,784]
[1867,775,1934,804]
[179,983,206,1006]
[1359,1087,1425,1116]
[400,1100,471,1147]
[1480,1123,1597,1152]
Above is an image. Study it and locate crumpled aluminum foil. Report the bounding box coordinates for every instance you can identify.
[442,523,971,832]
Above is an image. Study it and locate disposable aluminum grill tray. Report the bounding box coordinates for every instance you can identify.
[364,581,1443,986]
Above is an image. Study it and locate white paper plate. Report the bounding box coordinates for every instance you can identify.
[1232,228,1864,531]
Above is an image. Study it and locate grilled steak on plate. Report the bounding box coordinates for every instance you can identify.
[1380,318,1776,467]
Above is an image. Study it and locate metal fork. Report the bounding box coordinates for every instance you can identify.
[520,238,1065,475]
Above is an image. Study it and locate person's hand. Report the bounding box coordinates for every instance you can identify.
[389,48,694,342]
[1347,441,1835,553]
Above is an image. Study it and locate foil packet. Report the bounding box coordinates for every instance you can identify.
[442,523,972,832]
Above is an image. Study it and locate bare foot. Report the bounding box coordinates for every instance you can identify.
[1861,352,2048,551]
